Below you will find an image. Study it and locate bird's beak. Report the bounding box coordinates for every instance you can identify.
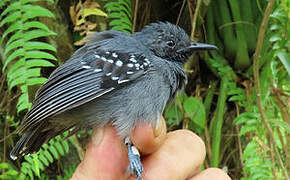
[177,42,218,53]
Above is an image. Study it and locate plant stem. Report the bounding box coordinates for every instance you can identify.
[190,0,202,40]
[132,0,139,33]
[210,76,228,167]
[253,0,289,178]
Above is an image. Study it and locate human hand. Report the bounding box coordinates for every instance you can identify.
[71,117,231,180]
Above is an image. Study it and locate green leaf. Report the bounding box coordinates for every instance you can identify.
[239,126,256,136]
[32,155,40,177]
[23,21,50,31]
[5,30,22,46]
[38,153,49,167]
[0,1,20,17]
[55,141,65,156]
[25,41,56,52]
[25,50,57,60]
[0,11,20,27]
[43,150,53,163]
[26,59,55,68]
[4,39,24,56]
[22,5,54,21]
[23,30,56,41]
[276,51,290,75]
[27,77,47,86]
[48,145,59,159]
[2,21,21,40]
[3,48,25,71]
[183,97,206,128]
[82,8,107,17]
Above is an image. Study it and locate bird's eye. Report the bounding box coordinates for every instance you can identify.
[166,40,175,47]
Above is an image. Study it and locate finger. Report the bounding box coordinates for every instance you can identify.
[189,168,231,180]
[130,117,167,155]
[71,126,129,180]
[141,130,206,180]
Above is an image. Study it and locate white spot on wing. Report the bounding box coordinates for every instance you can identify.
[127,63,134,68]
[82,65,91,69]
[111,76,119,80]
[118,79,130,84]
[112,52,118,58]
[116,60,123,67]
[106,72,112,76]
[129,58,137,63]
[135,63,140,67]
[101,57,107,61]
[107,59,114,63]
[105,51,110,54]
[127,71,134,74]
[95,54,100,58]
[94,68,102,72]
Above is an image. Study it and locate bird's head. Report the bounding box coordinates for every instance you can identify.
[133,22,217,63]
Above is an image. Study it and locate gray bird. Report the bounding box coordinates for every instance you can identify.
[10,22,217,179]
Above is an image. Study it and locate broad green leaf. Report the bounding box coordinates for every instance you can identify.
[183,97,206,128]
[276,51,290,75]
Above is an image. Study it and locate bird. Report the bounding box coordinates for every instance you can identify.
[10,22,217,179]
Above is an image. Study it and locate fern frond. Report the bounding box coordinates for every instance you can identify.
[19,135,71,179]
[104,0,132,33]
[0,0,57,113]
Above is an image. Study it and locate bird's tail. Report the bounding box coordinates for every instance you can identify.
[10,125,52,160]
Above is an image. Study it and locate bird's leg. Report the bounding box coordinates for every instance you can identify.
[125,136,143,180]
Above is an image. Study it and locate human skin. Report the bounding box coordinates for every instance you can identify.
[71,117,231,180]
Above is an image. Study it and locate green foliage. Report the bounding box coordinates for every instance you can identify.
[18,135,71,180]
[241,140,273,180]
[103,0,132,33]
[0,0,57,113]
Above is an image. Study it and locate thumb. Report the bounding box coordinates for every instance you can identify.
[71,126,129,180]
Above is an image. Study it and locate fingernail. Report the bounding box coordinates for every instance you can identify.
[153,119,163,137]
[91,128,104,146]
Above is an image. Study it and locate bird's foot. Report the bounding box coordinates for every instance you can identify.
[125,137,143,180]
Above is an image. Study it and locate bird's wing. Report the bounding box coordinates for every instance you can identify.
[20,44,152,132]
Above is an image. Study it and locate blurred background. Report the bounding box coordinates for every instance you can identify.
[0,0,289,179]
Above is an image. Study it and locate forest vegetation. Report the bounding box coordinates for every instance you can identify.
[0,0,289,179]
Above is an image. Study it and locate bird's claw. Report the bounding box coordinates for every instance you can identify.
[125,137,143,180]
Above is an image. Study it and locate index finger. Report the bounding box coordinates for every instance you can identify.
[130,117,167,155]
